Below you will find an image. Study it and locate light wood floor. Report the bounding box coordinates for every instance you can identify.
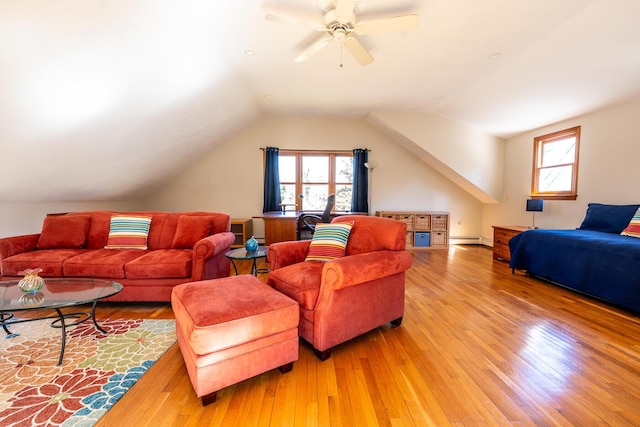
[94,245,640,426]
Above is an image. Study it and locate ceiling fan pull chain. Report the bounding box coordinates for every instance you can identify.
[340,42,344,68]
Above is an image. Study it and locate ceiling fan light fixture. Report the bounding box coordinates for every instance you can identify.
[333,27,347,41]
[268,0,416,66]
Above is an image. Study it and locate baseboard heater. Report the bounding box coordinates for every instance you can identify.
[449,236,484,245]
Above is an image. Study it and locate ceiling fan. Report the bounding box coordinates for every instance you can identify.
[265,0,417,66]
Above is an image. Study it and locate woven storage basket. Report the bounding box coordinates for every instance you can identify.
[397,214,414,231]
[379,213,397,220]
[414,215,431,230]
[405,232,414,247]
[431,215,448,230]
[431,231,447,246]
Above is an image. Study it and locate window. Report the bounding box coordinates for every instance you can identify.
[531,126,580,200]
[278,150,353,211]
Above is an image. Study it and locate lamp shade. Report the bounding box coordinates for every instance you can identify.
[526,199,544,212]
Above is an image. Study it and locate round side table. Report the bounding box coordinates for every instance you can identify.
[224,247,269,276]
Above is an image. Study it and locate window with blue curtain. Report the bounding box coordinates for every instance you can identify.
[262,147,281,213]
[351,149,368,213]
[263,147,369,214]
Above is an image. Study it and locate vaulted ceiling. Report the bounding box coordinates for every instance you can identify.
[2,0,639,202]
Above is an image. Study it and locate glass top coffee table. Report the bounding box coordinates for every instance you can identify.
[0,278,123,365]
[225,247,269,276]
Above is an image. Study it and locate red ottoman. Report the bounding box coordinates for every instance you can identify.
[171,274,299,405]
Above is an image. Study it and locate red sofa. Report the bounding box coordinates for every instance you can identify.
[0,211,235,302]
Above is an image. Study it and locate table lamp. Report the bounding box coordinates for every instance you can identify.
[526,199,543,229]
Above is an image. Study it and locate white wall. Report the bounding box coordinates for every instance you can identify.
[0,201,142,238]
[368,111,505,203]
[7,97,636,245]
[144,116,483,241]
[482,97,640,243]
[0,116,483,241]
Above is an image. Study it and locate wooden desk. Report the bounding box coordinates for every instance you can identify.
[254,211,367,245]
[254,212,298,245]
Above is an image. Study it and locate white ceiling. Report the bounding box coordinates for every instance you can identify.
[2,0,639,202]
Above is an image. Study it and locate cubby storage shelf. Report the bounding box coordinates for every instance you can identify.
[376,211,449,249]
[230,219,253,248]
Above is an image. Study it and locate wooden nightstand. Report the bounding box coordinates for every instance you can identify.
[492,226,529,262]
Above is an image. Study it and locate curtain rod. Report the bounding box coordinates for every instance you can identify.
[260,148,370,152]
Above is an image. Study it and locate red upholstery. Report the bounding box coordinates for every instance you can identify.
[63,249,149,279]
[267,262,323,310]
[172,275,299,404]
[0,211,235,302]
[125,249,192,279]
[1,249,90,277]
[267,215,413,358]
[36,215,91,249]
[171,216,215,249]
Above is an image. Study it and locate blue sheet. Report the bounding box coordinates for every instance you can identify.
[509,229,640,314]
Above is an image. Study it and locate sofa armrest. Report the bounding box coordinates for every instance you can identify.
[268,240,312,270]
[322,250,413,290]
[191,232,235,281]
[193,232,235,259]
[193,231,235,258]
[0,234,40,260]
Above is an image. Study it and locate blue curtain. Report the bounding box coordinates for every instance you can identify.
[351,149,369,213]
[262,147,281,213]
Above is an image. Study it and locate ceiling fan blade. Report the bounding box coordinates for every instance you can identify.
[294,35,332,63]
[343,36,373,66]
[265,11,326,31]
[355,14,418,35]
[335,0,357,22]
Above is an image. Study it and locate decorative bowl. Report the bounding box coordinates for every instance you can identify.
[17,268,45,293]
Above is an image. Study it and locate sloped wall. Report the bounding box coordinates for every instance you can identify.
[367,111,505,203]
[144,116,484,241]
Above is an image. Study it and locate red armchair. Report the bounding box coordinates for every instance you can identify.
[267,215,413,360]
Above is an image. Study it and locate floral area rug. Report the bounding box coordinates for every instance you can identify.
[0,317,176,426]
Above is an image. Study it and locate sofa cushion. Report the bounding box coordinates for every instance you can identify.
[305,221,353,262]
[37,215,91,249]
[63,249,148,279]
[171,216,214,249]
[81,211,114,249]
[1,249,89,277]
[105,215,153,250]
[125,249,192,279]
[579,203,640,234]
[268,261,323,310]
[332,215,408,254]
[621,207,640,238]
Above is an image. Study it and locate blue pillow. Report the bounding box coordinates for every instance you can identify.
[578,203,640,233]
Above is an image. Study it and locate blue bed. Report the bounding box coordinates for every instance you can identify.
[509,203,640,314]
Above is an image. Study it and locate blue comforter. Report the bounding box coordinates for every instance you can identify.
[509,229,640,314]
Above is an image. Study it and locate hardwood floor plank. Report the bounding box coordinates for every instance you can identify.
[256,371,278,427]
[95,246,640,426]
[315,347,335,427]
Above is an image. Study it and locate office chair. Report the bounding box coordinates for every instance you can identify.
[297,194,335,240]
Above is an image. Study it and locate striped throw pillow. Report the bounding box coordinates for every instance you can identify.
[305,221,354,262]
[105,215,152,249]
[621,207,640,238]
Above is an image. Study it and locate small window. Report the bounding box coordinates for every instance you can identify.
[531,126,580,200]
